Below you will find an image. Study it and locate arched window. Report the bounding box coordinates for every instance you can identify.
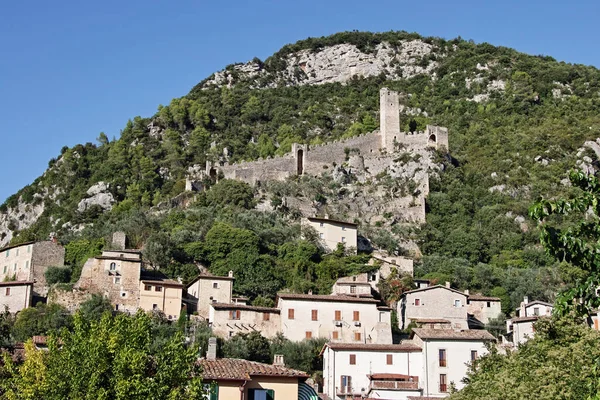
[429,134,437,144]
[110,262,116,271]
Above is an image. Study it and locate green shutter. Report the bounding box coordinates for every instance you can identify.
[267,389,275,400]
[210,384,219,400]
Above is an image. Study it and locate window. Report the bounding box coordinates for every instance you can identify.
[230,310,241,320]
[115,304,119,311]
[440,374,448,392]
[349,354,356,365]
[335,310,341,321]
[311,309,318,321]
[248,388,274,400]
[229,331,234,337]
[2,266,6,274]
[454,299,461,307]
[533,307,540,316]
[144,285,152,291]
[439,349,447,367]
[5,288,10,296]
[354,332,361,341]
[155,286,163,292]
[109,262,116,271]
[342,226,346,231]
[305,331,312,339]
[120,292,126,297]
[152,304,158,310]
[25,261,29,269]
[319,222,324,227]
[471,350,478,361]
[288,309,295,319]
[353,311,360,321]
[206,384,219,400]
[319,233,324,239]
[350,285,356,294]
[341,237,346,242]
[379,312,386,322]
[332,331,339,340]
[114,277,121,284]
[213,282,219,289]
[5,250,8,257]
[415,298,421,306]
[13,263,16,271]
[340,376,352,393]
[27,245,31,253]
[15,249,19,256]
[263,312,270,321]
[487,301,491,308]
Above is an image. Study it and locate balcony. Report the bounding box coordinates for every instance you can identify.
[369,380,419,391]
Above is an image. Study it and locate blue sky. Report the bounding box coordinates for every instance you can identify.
[1,0,599,203]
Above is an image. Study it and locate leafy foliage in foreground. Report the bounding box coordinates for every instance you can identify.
[0,311,206,400]
[450,317,600,400]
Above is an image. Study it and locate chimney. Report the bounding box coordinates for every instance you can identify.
[523,296,529,305]
[207,337,217,360]
[228,270,234,278]
[445,281,451,288]
[308,290,313,295]
[464,289,470,295]
[273,354,285,366]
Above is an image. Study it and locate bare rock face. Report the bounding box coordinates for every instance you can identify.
[77,182,115,212]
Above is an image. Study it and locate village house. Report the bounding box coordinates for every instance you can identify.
[506,297,554,345]
[400,284,469,330]
[302,217,357,253]
[0,240,65,297]
[465,292,503,327]
[0,281,33,313]
[208,303,281,339]
[57,249,183,319]
[321,342,423,400]
[199,338,318,400]
[277,293,392,344]
[410,328,496,397]
[184,271,234,318]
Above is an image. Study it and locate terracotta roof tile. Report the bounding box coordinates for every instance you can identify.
[324,342,421,352]
[510,316,543,323]
[277,293,379,304]
[211,303,280,313]
[198,358,308,381]
[412,328,496,341]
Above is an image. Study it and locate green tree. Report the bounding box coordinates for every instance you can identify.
[44,266,72,285]
[79,294,113,321]
[205,179,255,209]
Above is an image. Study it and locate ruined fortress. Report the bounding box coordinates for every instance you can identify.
[196,88,448,186]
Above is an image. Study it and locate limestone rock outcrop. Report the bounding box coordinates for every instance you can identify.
[77,182,115,212]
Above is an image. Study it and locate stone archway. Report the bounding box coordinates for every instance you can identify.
[209,167,217,181]
[428,134,437,145]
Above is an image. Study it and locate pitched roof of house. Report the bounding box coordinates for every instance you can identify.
[186,272,235,288]
[306,216,357,227]
[524,300,553,308]
[510,316,543,323]
[412,328,496,341]
[211,303,280,313]
[403,284,467,297]
[277,293,379,304]
[468,294,501,301]
[0,241,35,253]
[198,358,309,381]
[412,318,451,324]
[321,342,422,355]
[140,270,183,287]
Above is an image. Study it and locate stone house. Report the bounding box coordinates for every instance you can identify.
[0,281,33,313]
[399,285,469,330]
[208,303,281,339]
[411,328,496,397]
[62,249,183,319]
[302,217,357,253]
[277,293,392,344]
[199,338,317,400]
[184,271,234,318]
[0,240,65,297]
[465,293,503,327]
[506,297,554,345]
[321,342,423,400]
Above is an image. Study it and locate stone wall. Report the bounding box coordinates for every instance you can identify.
[31,241,65,296]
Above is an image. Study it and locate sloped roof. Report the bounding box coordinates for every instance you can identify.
[140,270,183,287]
[186,272,235,289]
[198,358,309,381]
[403,284,467,297]
[510,316,542,323]
[211,303,280,313]
[306,216,357,227]
[323,342,422,353]
[412,328,496,341]
[277,293,379,304]
[524,300,553,308]
[468,294,501,301]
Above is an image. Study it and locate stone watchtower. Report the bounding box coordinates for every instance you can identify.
[380,88,400,151]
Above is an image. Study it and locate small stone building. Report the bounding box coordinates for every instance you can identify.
[0,240,65,297]
[185,271,234,318]
[302,217,357,253]
[400,285,469,330]
[466,293,503,326]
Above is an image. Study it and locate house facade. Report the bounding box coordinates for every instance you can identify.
[277,293,392,344]
[185,272,234,318]
[321,342,423,400]
[209,303,281,339]
[506,297,554,345]
[411,328,496,397]
[138,273,183,320]
[466,294,503,326]
[0,240,65,296]
[400,285,469,330]
[302,217,357,253]
[0,281,33,313]
[199,338,316,400]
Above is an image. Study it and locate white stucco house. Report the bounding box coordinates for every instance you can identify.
[302,217,357,253]
[506,297,554,345]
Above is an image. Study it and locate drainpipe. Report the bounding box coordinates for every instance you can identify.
[425,340,429,396]
[239,380,248,400]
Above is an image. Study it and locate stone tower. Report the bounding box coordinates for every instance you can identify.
[379,88,400,150]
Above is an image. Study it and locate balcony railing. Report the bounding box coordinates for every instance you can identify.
[369,381,419,390]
